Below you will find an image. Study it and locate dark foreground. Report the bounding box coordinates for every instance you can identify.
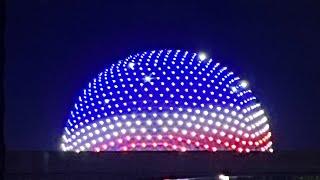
[4,151,320,179]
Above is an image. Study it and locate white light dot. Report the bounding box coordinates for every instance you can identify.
[198,52,207,61]
[240,80,249,88]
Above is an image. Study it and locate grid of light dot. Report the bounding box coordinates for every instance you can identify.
[60,49,273,153]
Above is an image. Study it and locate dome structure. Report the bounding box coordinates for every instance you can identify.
[60,49,273,153]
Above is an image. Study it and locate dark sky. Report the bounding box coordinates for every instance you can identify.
[5,1,320,150]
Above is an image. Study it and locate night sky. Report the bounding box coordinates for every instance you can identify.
[5,1,320,150]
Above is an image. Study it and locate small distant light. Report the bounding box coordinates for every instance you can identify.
[240,80,249,88]
[269,148,274,153]
[198,52,207,61]
[143,75,153,83]
[231,86,237,92]
[128,62,135,69]
[219,174,230,180]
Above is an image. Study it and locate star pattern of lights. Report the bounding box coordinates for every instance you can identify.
[60,49,273,153]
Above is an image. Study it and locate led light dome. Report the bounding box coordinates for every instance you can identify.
[60,49,273,153]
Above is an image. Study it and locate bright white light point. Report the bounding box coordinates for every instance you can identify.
[269,148,274,153]
[162,127,168,132]
[198,52,207,61]
[240,80,249,88]
[128,62,135,69]
[219,174,229,180]
[182,114,188,119]
[143,75,153,83]
[140,127,147,133]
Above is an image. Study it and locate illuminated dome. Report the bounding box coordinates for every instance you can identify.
[60,49,273,153]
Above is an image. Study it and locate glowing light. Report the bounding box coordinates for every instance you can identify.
[218,174,230,180]
[143,75,153,83]
[240,80,249,88]
[198,52,207,61]
[128,62,135,70]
